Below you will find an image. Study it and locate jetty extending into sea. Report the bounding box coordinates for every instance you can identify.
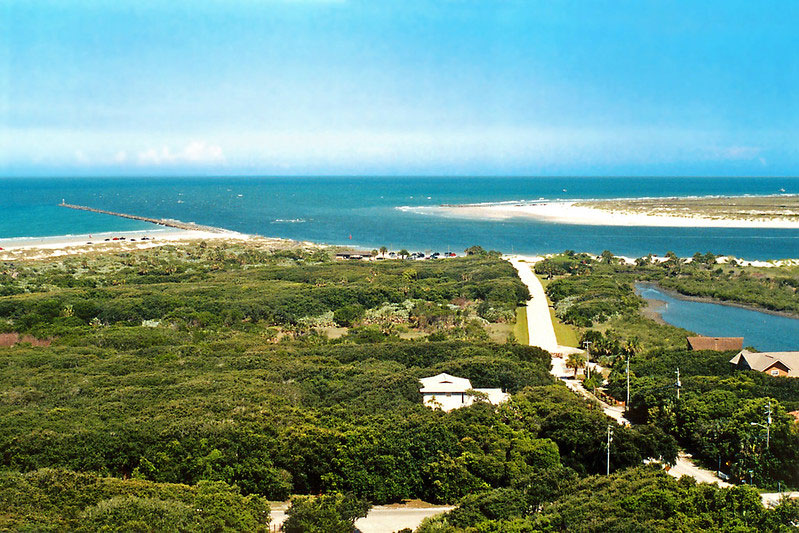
[58,202,230,234]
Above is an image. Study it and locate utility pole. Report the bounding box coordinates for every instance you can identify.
[583,341,592,379]
[766,400,772,450]
[750,400,773,450]
[713,421,721,477]
[675,367,681,400]
[626,356,631,408]
[606,424,614,476]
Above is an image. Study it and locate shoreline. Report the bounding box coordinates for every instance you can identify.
[4,231,799,269]
[635,281,799,321]
[639,296,669,325]
[0,228,260,261]
[423,195,799,229]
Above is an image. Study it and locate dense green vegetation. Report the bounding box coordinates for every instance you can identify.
[537,249,799,319]
[607,349,799,488]
[418,466,799,532]
[0,243,528,340]
[283,493,371,533]
[6,244,799,529]
[0,468,270,531]
[537,252,799,489]
[536,251,692,351]
[0,244,682,529]
[0,332,675,503]
[656,255,799,316]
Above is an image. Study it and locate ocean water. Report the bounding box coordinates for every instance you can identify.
[636,284,799,351]
[2,176,799,260]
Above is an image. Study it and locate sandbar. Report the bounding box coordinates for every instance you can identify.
[431,194,799,228]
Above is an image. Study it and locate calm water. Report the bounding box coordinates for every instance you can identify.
[636,283,799,351]
[3,176,799,259]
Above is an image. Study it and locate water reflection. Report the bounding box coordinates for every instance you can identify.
[635,283,799,352]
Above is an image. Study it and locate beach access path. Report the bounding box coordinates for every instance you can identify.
[507,256,560,354]
[506,255,622,414]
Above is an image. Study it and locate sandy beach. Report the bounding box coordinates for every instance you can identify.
[433,199,799,229]
[0,228,256,261]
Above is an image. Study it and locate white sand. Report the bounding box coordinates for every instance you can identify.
[0,229,252,261]
[436,201,799,229]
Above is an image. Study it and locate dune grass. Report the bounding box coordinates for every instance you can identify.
[550,308,579,347]
[538,274,579,348]
[514,306,529,345]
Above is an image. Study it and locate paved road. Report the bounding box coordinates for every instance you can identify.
[354,506,455,533]
[761,491,799,507]
[666,452,732,487]
[269,504,454,532]
[508,256,629,425]
[508,256,560,353]
[554,367,630,426]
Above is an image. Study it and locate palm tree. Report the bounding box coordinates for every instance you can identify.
[399,249,410,260]
[624,336,641,357]
[379,246,388,257]
[566,352,587,377]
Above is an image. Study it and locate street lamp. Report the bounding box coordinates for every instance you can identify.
[582,341,592,379]
[606,424,614,476]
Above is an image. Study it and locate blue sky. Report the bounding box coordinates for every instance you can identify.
[2,0,798,176]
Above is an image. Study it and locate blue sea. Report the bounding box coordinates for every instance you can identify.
[2,176,799,260]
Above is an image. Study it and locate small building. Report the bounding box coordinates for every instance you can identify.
[730,349,799,377]
[419,372,509,412]
[687,336,744,351]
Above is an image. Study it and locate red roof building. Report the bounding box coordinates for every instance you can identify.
[687,336,744,351]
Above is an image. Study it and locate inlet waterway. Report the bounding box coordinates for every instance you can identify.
[4,176,799,259]
[635,283,799,352]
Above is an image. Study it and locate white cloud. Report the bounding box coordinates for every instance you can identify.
[74,150,89,164]
[183,141,224,162]
[114,150,128,163]
[136,141,225,165]
[710,145,762,160]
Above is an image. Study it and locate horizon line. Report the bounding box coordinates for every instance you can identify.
[2,174,799,180]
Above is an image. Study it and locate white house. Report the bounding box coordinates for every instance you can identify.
[419,372,509,412]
